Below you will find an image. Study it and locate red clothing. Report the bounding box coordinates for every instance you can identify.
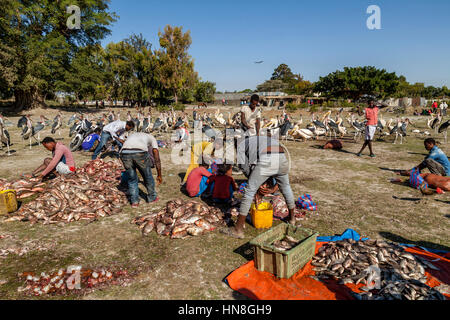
[42,142,75,176]
[432,102,438,109]
[208,175,237,199]
[186,167,212,197]
[365,107,379,126]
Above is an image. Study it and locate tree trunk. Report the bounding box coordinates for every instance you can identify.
[14,88,46,111]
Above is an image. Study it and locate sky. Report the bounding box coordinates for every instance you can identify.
[102,0,450,92]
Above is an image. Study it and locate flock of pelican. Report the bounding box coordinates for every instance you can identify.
[1,107,449,157]
[260,109,450,145]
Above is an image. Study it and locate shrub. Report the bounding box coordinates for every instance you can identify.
[286,102,309,112]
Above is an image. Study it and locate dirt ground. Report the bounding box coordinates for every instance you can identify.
[0,105,449,300]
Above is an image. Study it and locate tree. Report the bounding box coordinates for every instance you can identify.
[56,45,105,101]
[292,79,314,95]
[314,66,400,100]
[257,80,288,92]
[271,64,295,82]
[156,25,198,104]
[103,34,159,106]
[0,0,116,110]
[194,81,216,103]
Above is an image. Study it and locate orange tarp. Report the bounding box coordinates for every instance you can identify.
[226,242,450,300]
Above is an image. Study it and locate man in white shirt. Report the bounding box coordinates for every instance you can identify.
[439,101,445,115]
[443,101,448,116]
[120,132,163,208]
[92,120,135,160]
[240,94,262,136]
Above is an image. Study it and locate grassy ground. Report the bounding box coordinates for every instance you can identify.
[0,105,449,300]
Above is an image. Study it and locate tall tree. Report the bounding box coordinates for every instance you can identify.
[0,0,116,110]
[271,64,295,82]
[156,25,198,104]
[56,45,105,101]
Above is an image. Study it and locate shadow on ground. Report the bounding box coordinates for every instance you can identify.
[392,195,422,202]
[233,242,254,262]
[379,231,450,252]
[379,167,404,174]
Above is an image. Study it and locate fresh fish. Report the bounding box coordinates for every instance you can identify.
[142,221,155,236]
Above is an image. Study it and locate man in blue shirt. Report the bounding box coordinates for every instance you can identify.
[415,138,450,176]
[81,128,101,152]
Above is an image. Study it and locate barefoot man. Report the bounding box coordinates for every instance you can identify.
[33,137,76,180]
[357,99,389,158]
[221,136,296,239]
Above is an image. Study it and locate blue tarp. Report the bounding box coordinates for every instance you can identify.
[317,229,369,242]
[316,228,448,255]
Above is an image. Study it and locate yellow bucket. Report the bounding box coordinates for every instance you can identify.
[0,190,18,215]
[250,202,274,229]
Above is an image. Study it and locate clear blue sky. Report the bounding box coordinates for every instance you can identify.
[102,0,450,92]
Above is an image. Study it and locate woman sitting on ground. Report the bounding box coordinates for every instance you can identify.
[185,162,212,198]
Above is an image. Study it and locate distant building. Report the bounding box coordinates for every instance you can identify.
[55,91,76,104]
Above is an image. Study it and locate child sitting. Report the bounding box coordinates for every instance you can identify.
[208,164,238,204]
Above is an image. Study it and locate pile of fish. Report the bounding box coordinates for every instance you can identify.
[311,239,446,300]
[4,160,128,224]
[272,235,301,252]
[18,267,130,296]
[132,199,226,239]
[0,176,46,199]
[270,195,309,221]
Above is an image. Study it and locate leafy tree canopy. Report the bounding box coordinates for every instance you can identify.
[314,66,400,100]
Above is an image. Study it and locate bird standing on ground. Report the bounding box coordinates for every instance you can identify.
[51,113,62,136]
[0,117,11,156]
[431,113,442,133]
[438,120,450,143]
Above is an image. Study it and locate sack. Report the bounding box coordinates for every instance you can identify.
[409,168,428,189]
[296,194,317,211]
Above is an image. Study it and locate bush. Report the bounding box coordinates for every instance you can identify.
[286,102,309,112]
[309,105,319,113]
[157,103,185,112]
[173,103,186,112]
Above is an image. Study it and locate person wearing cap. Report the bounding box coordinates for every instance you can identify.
[356,100,389,158]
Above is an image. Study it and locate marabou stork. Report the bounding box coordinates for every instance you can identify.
[17,115,27,128]
[51,113,62,136]
[438,120,450,143]
[0,120,11,156]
